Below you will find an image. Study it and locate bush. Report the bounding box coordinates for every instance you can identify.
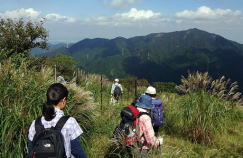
[153,82,176,93]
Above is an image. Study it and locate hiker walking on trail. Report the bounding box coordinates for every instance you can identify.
[27,83,87,158]
[57,76,66,84]
[145,86,164,136]
[111,78,123,103]
[135,95,163,157]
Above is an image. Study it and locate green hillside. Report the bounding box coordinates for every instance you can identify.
[44,28,243,90]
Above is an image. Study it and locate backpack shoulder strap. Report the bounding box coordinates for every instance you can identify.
[35,116,45,133]
[54,116,70,131]
[137,112,151,118]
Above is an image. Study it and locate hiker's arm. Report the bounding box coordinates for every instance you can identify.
[27,120,35,155]
[119,84,123,93]
[27,139,33,154]
[111,84,115,95]
[71,137,87,158]
[141,116,159,147]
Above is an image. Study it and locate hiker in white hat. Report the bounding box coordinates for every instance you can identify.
[145,86,164,136]
[110,78,123,104]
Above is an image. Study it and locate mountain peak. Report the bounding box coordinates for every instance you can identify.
[184,28,209,34]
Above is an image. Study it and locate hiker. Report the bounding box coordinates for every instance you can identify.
[135,94,163,157]
[110,78,123,103]
[57,75,66,84]
[27,83,87,158]
[114,94,163,158]
[145,86,164,136]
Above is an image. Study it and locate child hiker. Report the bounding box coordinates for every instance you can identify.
[27,83,87,158]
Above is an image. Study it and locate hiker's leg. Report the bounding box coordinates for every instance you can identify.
[153,126,159,136]
[140,149,149,158]
[126,146,133,158]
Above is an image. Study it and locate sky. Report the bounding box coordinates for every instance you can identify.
[0,0,243,43]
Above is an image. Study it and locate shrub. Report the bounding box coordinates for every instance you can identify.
[153,82,176,93]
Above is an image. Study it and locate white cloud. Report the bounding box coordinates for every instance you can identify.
[0,8,76,23]
[85,8,165,26]
[46,13,76,23]
[0,8,40,19]
[115,8,161,20]
[107,0,139,8]
[176,6,242,20]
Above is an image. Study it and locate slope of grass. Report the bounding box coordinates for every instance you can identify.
[86,90,243,158]
[1,60,242,158]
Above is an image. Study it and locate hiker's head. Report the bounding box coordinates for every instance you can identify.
[43,83,69,121]
[135,95,154,110]
[114,78,119,83]
[145,86,156,97]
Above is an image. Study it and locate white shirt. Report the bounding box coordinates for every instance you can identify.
[28,108,83,158]
[111,82,123,94]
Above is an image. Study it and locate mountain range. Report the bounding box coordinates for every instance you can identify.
[34,28,243,90]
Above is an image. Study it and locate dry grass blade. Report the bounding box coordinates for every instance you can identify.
[176,71,242,103]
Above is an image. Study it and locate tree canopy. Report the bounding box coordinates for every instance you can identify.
[0,18,48,59]
[51,54,79,80]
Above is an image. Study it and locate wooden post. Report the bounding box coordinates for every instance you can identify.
[76,68,79,84]
[134,79,137,97]
[100,75,103,111]
[54,65,57,82]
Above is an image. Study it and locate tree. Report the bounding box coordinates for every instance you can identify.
[51,54,79,80]
[0,18,48,59]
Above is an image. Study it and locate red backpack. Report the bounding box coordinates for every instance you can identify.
[116,105,150,145]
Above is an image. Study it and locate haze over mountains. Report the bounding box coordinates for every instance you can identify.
[35,28,243,89]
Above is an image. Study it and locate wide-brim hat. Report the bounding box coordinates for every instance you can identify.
[135,94,154,109]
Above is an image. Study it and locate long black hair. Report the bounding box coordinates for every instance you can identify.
[43,83,68,121]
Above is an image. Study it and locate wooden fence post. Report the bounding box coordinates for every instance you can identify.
[54,65,57,82]
[134,79,137,97]
[100,75,103,111]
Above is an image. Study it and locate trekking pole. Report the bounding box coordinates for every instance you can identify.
[100,75,103,111]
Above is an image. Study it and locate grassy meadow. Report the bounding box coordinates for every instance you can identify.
[0,60,243,158]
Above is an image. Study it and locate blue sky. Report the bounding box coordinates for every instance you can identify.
[0,0,243,43]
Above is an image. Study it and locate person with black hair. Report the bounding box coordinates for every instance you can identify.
[27,83,87,158]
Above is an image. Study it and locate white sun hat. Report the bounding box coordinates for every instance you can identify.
[114,78,119,82]
[145,86,156,95]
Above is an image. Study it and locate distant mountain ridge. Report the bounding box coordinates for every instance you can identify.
[30,43,71,56]
[36,28,243,89]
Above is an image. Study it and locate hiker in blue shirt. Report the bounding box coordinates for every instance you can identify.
[145,86,164,136]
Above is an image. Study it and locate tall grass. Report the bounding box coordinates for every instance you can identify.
[1,62,242,157]
[0,60,96,157]
[165,72,242,144]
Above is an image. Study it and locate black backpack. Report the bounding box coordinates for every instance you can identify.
[113,86,122,99]
[30,116,70,158]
